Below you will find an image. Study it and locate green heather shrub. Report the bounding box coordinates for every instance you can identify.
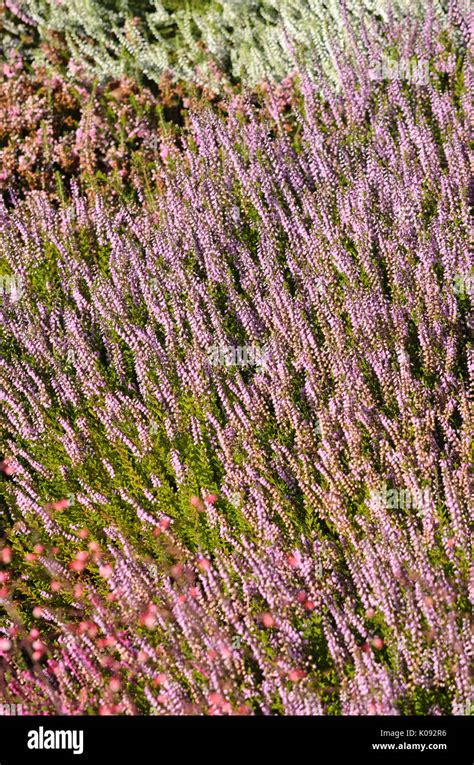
[1,0,459,87]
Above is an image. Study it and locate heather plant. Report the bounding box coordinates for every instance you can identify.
[0,4,472,716]
[0,59,209,198]
[2,0,464,89]
[0,50,301,198]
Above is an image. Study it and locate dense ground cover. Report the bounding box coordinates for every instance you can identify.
[1,0,456,87]
[0,1,471,716]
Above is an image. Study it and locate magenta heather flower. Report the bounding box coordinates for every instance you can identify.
[0,1,471,717]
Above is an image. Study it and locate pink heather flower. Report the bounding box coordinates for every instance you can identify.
[372,637,384,650]
[109,677,121,692]
[296,591,307,603]
[288,669,306,681]
[0,458,18,476]
[208,692,224,707]
[78,621,98,637]
[261,613,275,628]
[51,498,69,511]
[0,587,8,598]
[73,584,84,598]
[204,494,218,505]
[159,144,170,162]
[78,529,89,539]
[25,553,37,563]
[99,564,113,579]
[69,560,85,572]
[99,705,114,716]
[197,558,211,571]
[141,612,156,629]
[76,551,89,562]
[365,608,376,619]
[32,607,43,618]
[304,600,315,611]
[29,629,40,639]
[0,639,12,651]
[0,572,9,583]
[68,60,83,77]
[97,636,116,648]
[190,496,204,510]
[0,547,12,564]
[159,517,171,530]
[33,545,44,554]
[51,580,61,591]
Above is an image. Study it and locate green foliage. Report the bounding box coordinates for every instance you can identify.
[3,0,455,88]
